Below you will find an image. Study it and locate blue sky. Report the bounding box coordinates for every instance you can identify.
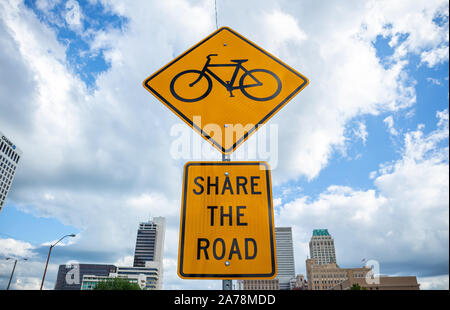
[0,0,448,290]
[23,0,127,88]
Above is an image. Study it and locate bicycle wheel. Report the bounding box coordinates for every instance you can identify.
[239,69,282,101]
[170,70,213,102]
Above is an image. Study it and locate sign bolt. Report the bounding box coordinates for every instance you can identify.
[225,172,229,176]
[225,261,230,266]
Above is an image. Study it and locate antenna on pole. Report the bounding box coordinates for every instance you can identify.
[214,0,218,30]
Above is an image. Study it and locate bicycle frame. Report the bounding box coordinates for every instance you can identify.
[191,55,263,97]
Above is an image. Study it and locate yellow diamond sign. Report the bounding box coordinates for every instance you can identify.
[178,161,276,279]
[143,27,309,154]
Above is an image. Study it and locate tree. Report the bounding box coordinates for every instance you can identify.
[350,283,367,290]
[93,278,142,290]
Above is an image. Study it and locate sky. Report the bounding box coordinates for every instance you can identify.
[0,0,448,290]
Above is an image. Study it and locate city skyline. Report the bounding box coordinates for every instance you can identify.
[0,0,448,290]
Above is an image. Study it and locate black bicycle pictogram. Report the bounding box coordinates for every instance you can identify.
[170,54,282,102]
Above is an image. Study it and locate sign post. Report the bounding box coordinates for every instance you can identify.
[221,153,231,290]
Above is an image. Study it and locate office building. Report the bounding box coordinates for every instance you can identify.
[54,264,117,290]
[56,263,161,290]
[133,217,165,267]
[0,130,22,214]
[116,264,160,290]
[306,258,371,290]
[275,227,296,290]
[81,264,160,290]
[309,229,336,265]
[132,217,165,289]
[239,279,280,290]
[330,275,420,290]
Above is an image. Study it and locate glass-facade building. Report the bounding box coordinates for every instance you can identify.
[133,222,157,267]
[0,130,22,214]
[133,217,165,268]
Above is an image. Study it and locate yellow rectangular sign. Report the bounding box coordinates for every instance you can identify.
[178,161,277,279]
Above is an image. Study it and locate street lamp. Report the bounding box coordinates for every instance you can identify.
[40,234,76,290]
[5,257,28,290]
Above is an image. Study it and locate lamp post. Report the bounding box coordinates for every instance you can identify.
[40,234,76,290]
[5,257,28,290]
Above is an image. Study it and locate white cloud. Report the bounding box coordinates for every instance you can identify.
[418,274,449,290]
[12,277,42,290]
[401,109,448,163]
[0,257,58,289]
[262,9,307,52]
[383,115,399,136]
[273,197,282,207]
[0,238,35,259]
[361,0,449,66]
[421,45,449,68]
[426,77,442,85]
[36,0,61,12]
[114,255,134,267]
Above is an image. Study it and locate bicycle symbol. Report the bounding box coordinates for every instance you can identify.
[170,54,282,102]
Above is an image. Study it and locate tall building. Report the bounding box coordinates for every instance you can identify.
[54,264,117,290]
[0,131,22,214]
[133,217,165,267]
[275,227,296,290]
[132,217,165,288]
[309,229,336,265]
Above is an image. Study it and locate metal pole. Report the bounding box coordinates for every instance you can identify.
[39,234,75,290]
[221,153,230,161]
[222,279,232,290]
[222,152,232,290]
[7,259,18,290]
[40,245,53,290]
